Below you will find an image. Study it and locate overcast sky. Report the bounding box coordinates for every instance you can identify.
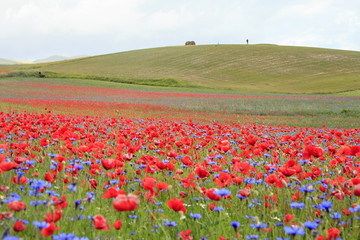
[1,0,360,61]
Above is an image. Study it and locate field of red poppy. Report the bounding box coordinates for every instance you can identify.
[0,77,360,240]
[0,77,359,128]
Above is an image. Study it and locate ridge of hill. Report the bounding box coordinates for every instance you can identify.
[3,44,360,94]
[0,58,33,65]
[33,55,90,63]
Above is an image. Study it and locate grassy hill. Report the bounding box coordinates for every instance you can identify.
[3,44,360,94]
[0,58,33,65]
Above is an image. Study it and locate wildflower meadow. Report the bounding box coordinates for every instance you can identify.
[0,78,359,240]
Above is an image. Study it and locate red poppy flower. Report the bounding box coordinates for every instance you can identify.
[303,145,324,159]
[266,174,278,185]
[0,212,13,220]
[181,173,196,189]
[195,166,210,179]
[13,220,26,232]
[239,187,251,198]
[102,187,124,199]
[156,181,168,191]
[101,158,116,170]
[179,229,193,240]
[89,178,98,189]
[41,222,60,236]
[112,220,122,230]
[44,172,54,183]
[167,197,186,214]
[40,137,49,147]
[215,172,232,188]
[112,194,139,211]
[206,188,221,201]
[57,153,66,162]
[142,176,156,195]
[0,185,9,192]
[327,228,340,240]
[0,161,18,172]
[278,167,296,177]
[343,208,350,216]
[19,176,27,184]
[44,209,62,223]
[8,201,26,211]
[284,214,294,225]
[52,195,68,210]
[353,184,360,197]
[93,215,109,231]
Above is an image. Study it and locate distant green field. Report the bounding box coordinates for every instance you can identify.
[2,44,360,94]
[1,77,359,128]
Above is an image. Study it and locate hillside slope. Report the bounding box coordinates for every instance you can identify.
[4,44,360,94]
[0,58,32,65]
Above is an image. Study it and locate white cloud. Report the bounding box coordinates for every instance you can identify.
[1,0,145,35]
[0,0,360,61]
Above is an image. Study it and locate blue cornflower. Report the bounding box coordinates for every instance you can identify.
[190,213,202,219]
[236,194,245,200]
[26,160,36,166]
[319,201,332,211]
[48,153,58,158]
[75,164,84,170]
[75,200,81,209]
[349,206,360,213]
[83,161,91,166]
[52,232,75,240]
[45,190,56,196]
[109,180,119,185]
[50,160,58,171]
[250,222,267,230]
[231,221,240,231]
[299,185,315,193]
[284,225,305,236]
[289,202,305,209]
[29,179,49,196]
[33,221,50,229]
[214,188,231,196]
[246,235,259,240]
[83,192,95,203]
[164,219,177,227]
[29,200,42,206]
[303,221,319,230]
[2,193,22,203]
[3,236,19,240]
[330,212,341,219]
[128,215,137,219]
[68,183,76,192]
[214,206,224,212]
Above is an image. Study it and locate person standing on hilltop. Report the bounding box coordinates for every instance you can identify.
[246,39,249,44]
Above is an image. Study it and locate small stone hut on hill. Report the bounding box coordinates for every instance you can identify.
[185,41,196,46]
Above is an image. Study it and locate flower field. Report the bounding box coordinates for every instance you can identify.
[0,78,360,240]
